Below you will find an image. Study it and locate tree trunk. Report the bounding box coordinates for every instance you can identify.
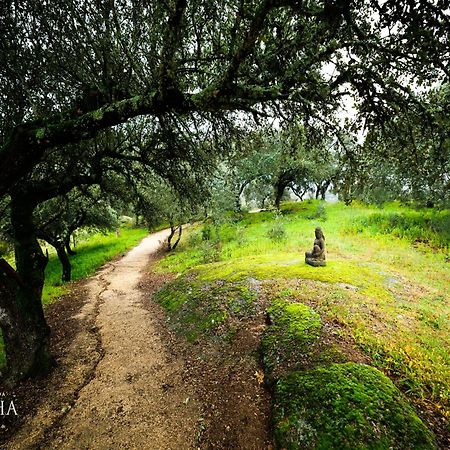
[167,223,176,251]
[0,200,53,384]
[261,194,269,209]
[315,184,320,199]
[235,193,242,212]
[56,243,71,282]
[65,236,77,255]
[320,180,331,200]
[235,181,250,212]
[171,225,182,251]
[274,182,285,210]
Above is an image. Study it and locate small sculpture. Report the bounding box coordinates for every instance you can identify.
[305,227,326,267]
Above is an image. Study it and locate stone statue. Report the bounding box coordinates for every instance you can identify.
[305,227,326,267]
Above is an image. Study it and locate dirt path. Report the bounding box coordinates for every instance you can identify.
[7,230,201,450]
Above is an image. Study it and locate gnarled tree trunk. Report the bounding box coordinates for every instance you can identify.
[168,223,183,251]
[0,199,53,384]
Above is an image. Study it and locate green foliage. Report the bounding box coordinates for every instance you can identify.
[273,363,436,450]
[351,210,450,250]
[199,240,222,264]
[267,211,287,242]
[307,202,327,221]
[0,240,11,257]
[201,224,213,241]
[233,126,339,209]
[234,224,247,246]
[337,84,450,208]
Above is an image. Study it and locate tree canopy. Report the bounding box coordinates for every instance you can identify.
[1,0,449,195]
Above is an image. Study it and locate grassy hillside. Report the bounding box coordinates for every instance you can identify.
[155,201,449,448]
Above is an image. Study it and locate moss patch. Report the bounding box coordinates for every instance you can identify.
[262,298,322,378]
[273,362,436,450]
[35,127,46,140]
[155,275,258,342]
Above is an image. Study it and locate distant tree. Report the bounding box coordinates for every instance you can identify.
[33,188,120,282]
[230,125,339,209]
[226,130,275,211]
[136,178,201,251]
[335,85,450,207]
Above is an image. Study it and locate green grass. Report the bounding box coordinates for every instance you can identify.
[156,200,450,426]
[348,209,450,250]
[0,227,149,367]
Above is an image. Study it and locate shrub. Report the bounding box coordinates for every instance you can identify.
[307,202,327,221]
[186,229,202,247]
[351,210,450,250]
[267,212,286,242]
[201,224,213,241]
[235,224,247,246]
[200,240,222,263]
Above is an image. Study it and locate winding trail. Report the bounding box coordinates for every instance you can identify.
[9,230,200,450]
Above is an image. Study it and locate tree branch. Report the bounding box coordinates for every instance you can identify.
[159,0,187,100]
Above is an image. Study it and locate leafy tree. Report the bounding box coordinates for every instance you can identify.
[34,188,120,282]
[335,84,450,207]
[230,125,340,208]
[224,130,274,210]
[135,177,201,251]
[0,0,449,382]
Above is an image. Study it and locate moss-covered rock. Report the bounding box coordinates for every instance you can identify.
[155,275,258,342]
[262,299,322,378]
[273,362,436,450]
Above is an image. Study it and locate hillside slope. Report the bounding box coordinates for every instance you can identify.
[155,201,450,449]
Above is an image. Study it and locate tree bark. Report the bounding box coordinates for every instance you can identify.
[274,182,285,210]
[315,184,321,199]
[171,225,183,251]
[65,236,77,255]
[56,243,71,282]
[168,222,183,251]
[235,180,250,212]
[0,199,53,384]
[320,180,331,200]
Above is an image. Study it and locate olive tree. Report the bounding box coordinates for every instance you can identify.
[0,0,449,382]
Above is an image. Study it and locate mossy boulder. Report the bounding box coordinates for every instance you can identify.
[262,299,322,378]
[273,362,436,450]
[155,275,257,342]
